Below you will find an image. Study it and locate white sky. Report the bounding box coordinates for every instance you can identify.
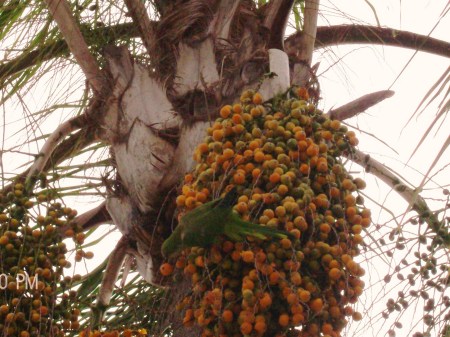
[315,2,449,337]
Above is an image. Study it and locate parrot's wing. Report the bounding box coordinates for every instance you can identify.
[215,186,239,209]
[181,187,237,223]
[163,187,239,256]
[182,196,223,220]
[181,188,234,225]
[225,213,292,241]
[164,193,227,257]
[161,229,180,257]
[224,230,243,241]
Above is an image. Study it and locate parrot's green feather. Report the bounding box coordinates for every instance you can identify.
[225,213,289,241]
[224,231,242,241]
[161,187,292,257]
[216,186,239,208]
[185,197,221,217]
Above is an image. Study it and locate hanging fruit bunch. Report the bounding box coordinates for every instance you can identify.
[0,183,87,336]
[162,87,371,337]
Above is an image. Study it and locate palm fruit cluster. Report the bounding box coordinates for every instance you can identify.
[163,87,371,337]
[0,183,88,336]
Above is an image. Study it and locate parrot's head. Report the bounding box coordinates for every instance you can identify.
[161,236,175,258]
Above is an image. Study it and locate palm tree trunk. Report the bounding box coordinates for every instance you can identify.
[95,2,307,335]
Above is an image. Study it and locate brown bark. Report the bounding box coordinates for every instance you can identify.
[263,0,294,50]
[70,202,111,231]
[44,0,105,92]
[326,90,395,120]
[286,24,450,58]
[123,0,156,55]
[97,236,129,308]
[27,115,87,181]
[296,0,319,64]
[291,0,320,86]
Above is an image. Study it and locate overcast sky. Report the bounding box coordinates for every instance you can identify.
[315,2,449,336]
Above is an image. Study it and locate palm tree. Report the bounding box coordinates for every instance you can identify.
[0,1,449,336]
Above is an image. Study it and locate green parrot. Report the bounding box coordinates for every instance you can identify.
[162,187,291,257]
